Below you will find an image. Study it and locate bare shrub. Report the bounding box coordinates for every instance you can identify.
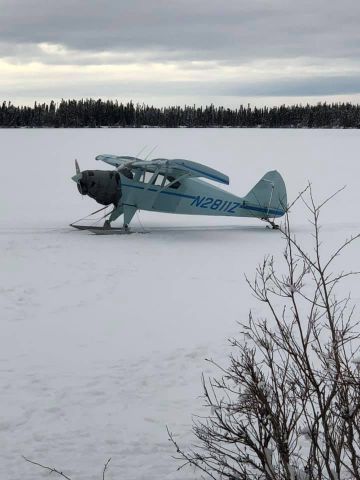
[169,187,360,480]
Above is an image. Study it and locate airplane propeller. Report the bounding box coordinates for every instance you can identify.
[72,159,86,195]
[75,158,80,175]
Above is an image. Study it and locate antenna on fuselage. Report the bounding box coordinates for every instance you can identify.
[135,145,147,160]
[144,145,158,161]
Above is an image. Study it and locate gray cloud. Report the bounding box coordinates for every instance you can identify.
[225,75,360,97]
[0,0,360,63]
[2,74,360,99]
[1,0,360,102]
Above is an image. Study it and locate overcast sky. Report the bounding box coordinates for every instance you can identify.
[1,0,360,106]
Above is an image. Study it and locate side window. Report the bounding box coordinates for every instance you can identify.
[141,171,154,183]
[166,176,181,189]
[122,169,133,180]
[154,174,165,186]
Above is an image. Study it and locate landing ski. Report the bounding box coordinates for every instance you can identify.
[70,224,148,235]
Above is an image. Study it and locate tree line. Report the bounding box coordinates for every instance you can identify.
[1,99,360,128]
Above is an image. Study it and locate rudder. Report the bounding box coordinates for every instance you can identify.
[244,170,287,218]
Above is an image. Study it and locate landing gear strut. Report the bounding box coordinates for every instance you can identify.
[262,218,280,230]
[268,221,279,230]
[103,219,130,231]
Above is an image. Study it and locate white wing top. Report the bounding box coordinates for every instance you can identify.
[96,154,230,185]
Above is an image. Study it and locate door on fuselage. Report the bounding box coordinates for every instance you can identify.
[146,173,183,212]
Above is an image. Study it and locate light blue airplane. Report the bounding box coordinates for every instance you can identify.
[71,155,287,232]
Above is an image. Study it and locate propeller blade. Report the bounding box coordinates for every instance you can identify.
[75,159,80,175]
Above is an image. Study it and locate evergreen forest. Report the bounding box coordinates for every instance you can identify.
[1,100,360,128]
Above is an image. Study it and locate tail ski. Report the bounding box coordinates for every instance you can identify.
[244,171,287,218]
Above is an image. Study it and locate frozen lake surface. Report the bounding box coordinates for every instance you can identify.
[1,129,360,479]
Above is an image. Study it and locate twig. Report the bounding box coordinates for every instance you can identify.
[23,456,72,480]
[103,457,111,480]
[286,184,311,212]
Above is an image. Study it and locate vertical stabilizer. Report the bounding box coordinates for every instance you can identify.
[244,171,287,218]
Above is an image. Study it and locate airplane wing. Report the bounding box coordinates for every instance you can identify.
[96,155,229,185]
[163,159,229,185]
[95,154,141,168]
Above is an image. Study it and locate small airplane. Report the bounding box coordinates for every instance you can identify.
[71,154,287,232]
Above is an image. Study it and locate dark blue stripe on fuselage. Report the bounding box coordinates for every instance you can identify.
[244,204,284,216]
[158,190,197,200]
[121,182,284,216]
[121,183,144,190]
[122,183,197,200]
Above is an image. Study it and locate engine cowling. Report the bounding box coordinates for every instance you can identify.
[77,170,122,206]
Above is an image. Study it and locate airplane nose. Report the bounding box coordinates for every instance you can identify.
[72,169,122,205]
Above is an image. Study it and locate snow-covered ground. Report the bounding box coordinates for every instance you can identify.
[1,129,359,480]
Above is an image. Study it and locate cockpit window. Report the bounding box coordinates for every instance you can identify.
[153,175,180,189]
[138,171,181,189]
[122,169,133,180]
[166,176,181,189]
[153,174,165,186]
[140,171,154,183]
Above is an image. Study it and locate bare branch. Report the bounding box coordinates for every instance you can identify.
[102,457,111,480]
[23,456,72,480]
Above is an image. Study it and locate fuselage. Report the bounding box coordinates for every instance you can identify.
[121,174,284,219]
